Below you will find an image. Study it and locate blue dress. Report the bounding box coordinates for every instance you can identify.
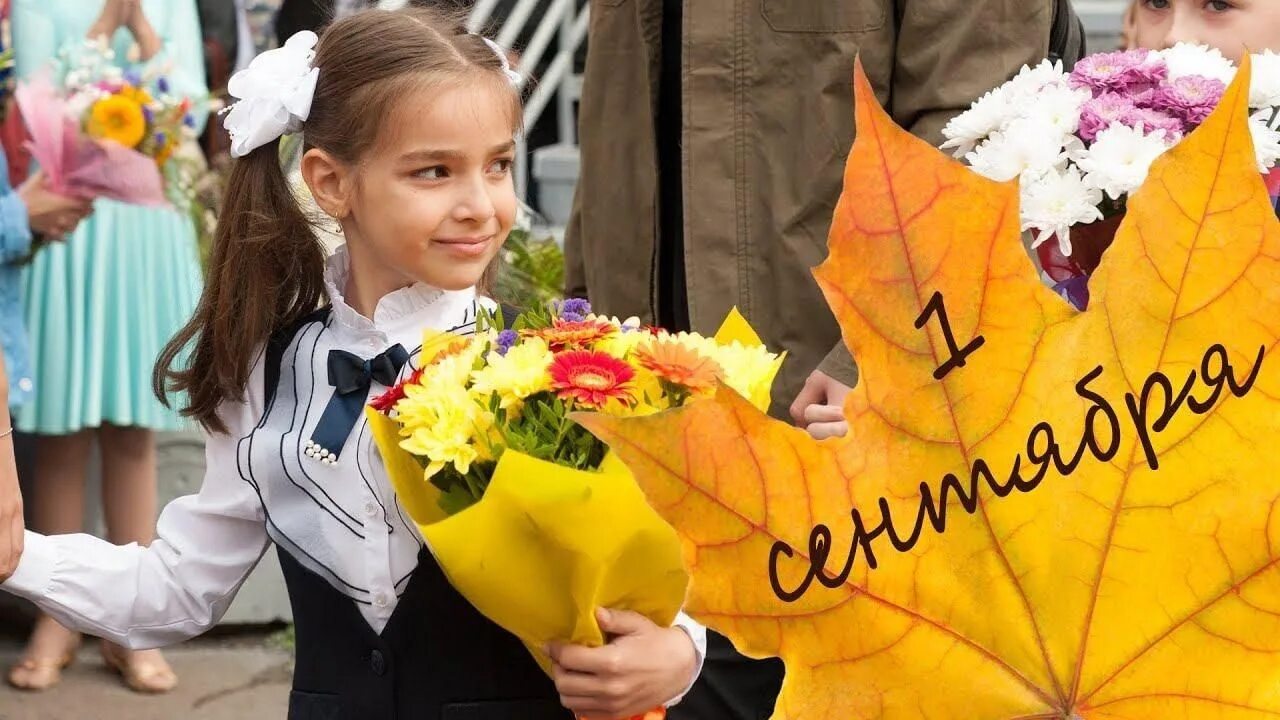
[0,146,34,408]
[12,0,206,433]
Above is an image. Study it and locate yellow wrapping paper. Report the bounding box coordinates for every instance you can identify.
[364,308,781,672]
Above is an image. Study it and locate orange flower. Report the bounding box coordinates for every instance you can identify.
[549,350,635,407]
[634,339,723,392]
[523,318,616,350]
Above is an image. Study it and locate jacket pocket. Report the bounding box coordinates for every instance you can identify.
[761,0,886,33]
[287,690,344,720]
[441,699,571,720]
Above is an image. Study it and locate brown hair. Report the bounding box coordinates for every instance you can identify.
[154,7,521,433]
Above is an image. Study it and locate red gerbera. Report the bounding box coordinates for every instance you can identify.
[523,318,617,350]
[370,366,424,414]
[549,350,636,408]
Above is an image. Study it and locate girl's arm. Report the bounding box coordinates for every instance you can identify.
[1,360,272,649]
[125,1,210,135]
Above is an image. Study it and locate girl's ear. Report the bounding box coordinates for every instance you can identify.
[301,147,353,221]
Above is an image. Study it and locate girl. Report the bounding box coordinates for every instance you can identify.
[8,0,207,693]
[2,8,705,719]
[1129,0,1280,59]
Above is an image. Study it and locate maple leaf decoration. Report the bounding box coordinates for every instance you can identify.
[579,58,1280,720]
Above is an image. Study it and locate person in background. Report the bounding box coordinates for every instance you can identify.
[563,1,1085,718]
[6,0,206,694]
[0,0,94,595]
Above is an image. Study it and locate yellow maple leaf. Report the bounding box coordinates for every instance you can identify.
[579,58,1280,719]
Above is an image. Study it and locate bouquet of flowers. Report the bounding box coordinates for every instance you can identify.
[366,300,783,717]
[15,37,202,210]
[942,44,1280,308]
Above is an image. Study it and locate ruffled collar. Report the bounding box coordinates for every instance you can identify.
[323,246,467,333]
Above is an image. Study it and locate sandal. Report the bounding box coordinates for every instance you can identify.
[100,641,178,694]
[6,651,75,691]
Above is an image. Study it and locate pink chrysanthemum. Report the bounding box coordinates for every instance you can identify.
[1150,74,1225,126]
[1069,49,1162,95]
[1079,93,1138,143]
[1121,107,1186,138]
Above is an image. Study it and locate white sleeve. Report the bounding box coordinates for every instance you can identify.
[1,363,272,650]
[666,611,708,706]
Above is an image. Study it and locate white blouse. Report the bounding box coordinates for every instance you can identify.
[2,249,706,698]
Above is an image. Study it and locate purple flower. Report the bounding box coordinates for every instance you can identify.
[142,105,154,124]
[157,77,170,94]
[1070,50,1160,95]
[495,330,519,356]
[183,113,196,128]
[124,69,142,87]
[1122,107,1185,138]
[1079,93,1138,143]
[556,298,591,322]
[1150,74,1225,126]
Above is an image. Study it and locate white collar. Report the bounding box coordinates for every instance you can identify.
[322,246,475,335]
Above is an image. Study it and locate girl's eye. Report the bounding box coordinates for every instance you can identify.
[1206,0,1232,11]
[488,158,514,175]
[1144,0,1170,9]
[416,166,449,180]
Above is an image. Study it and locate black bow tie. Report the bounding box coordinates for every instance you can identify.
[306,344,410,465]
[328,346,410,395]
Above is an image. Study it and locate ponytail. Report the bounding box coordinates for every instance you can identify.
[153,138,326,434]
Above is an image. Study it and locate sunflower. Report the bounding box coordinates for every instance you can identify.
[86,95,148,149]
[549,350,636,408]
[522,318,617,350]
[633,338,723,393]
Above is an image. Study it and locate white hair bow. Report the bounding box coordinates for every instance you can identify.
[223,31,321,158]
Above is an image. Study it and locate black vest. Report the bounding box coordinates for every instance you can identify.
[280,546,571,720]
[266,306,569,719]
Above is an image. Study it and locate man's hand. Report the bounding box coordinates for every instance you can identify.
[790,369,852,440]
[18,172,93,239]
[549,608,698,719]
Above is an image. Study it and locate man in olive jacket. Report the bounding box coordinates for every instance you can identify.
[564,1,1083,718]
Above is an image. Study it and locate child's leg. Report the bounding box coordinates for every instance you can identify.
[8,431,92,690]
[98,423,177,693]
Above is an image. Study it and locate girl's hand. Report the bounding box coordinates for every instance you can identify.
[548,608,698,720]
[88,0,128,40]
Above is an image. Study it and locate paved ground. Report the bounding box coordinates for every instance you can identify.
[0,627,291,720]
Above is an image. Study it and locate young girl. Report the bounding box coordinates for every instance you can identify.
[1129,0,1280,59]
[1,8,705,718]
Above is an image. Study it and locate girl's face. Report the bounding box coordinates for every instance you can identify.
[319,78,518,296]
[1133,0,1280,61]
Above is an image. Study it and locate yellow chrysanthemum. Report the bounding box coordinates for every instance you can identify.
[470,337,553,410]
[706,340,783,404]
[87,95,147,149]
[595,327,650,360]
[395,381,492,478]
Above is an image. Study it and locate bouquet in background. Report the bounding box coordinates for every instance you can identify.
[942,44,1280,308]
[16,37,202,210]
[366,300,783,719]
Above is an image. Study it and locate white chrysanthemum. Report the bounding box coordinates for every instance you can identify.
[1160,43,1236,84]
[1021,167,1104,257]
[941,87,1016,158]
[965,117,1068,182]
[1249,111,1280,171]
[1250,50,1280,109]
[1025,84,1091,139]
[1075,124,1173,200]
[1004,59,1069,100]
